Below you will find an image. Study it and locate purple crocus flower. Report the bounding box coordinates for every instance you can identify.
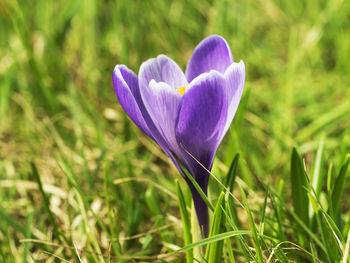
[113,35,245,236]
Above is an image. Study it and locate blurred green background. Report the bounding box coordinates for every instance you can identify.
[0,0,350,261]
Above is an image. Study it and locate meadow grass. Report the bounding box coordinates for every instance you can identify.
[0,0,350,262]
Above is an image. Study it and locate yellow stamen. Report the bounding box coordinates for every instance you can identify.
[176,87,186,95]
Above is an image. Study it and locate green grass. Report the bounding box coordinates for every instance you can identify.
[1,0,350,262]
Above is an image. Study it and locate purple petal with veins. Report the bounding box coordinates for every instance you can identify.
[186,35,233,82]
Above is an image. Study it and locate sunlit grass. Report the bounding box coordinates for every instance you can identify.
[0,0,349,262]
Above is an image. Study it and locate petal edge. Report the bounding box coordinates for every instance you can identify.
[139,54,188,91]
[220,60,245,141]
[113,65,151,137]
[185,35,233,82]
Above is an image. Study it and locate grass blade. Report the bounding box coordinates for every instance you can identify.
[259,186,269,235]
[311,136,325,197]
[225,238,236,263]
[310,242,317,263]
[225,153,240,192]
[290,148,309,230]
[327,163,335,219]
[206,192,226,262]
[342,229,350,263]
[176,180,193,263]
[23,209,33,263]
[176,230,251,253]
[332,155,349,217]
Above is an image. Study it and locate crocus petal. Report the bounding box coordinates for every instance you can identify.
[140,79,183,155]
[138,54,190,169]
[185,35,234,82]
[219,60,245,141]
[175,70,228,236]
[139,54,188,90]
[176,70,228,171]
[113,65,152,137]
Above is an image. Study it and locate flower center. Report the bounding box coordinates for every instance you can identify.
[176,87,186,95]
